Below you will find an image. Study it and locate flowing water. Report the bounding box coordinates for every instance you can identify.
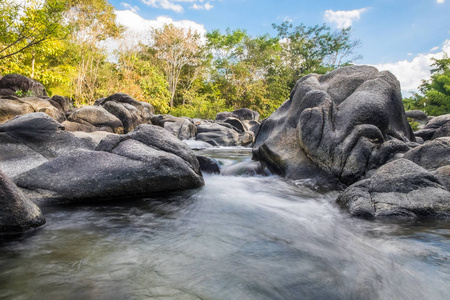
[0,147,449,300]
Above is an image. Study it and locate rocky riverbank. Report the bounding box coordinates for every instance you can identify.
[1,66,450,233]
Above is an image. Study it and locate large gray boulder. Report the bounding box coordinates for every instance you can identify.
[0,170,45,232]
[253,65,415,188]
[0,74,47,97]
[337,159,450,219]
[0,113,94,177]
[13,124,204,203]
[95,93,154,133]
[65,106,124,134]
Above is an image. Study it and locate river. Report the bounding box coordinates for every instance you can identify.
[0,147,449,299]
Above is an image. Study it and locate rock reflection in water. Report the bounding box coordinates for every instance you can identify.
[0,148,449,299]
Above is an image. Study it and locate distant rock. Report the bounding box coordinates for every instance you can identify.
[0,74,47,97]
[196,123,240,146]
[65,106,124,134]
[152,114,196,140]
[415,114,450,141]
[405,110,428,122]
[95,93,154,133]
[215,108,260,122]
[0,95,66,123]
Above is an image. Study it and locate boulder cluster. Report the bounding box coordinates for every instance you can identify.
[2,66,450,233]
[0,74,261,233]
[253,65,450,220]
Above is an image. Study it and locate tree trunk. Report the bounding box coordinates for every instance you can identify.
[31,52,35,79]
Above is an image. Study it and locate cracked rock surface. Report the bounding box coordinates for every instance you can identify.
[336,159,450,219]
[253,65,415,189]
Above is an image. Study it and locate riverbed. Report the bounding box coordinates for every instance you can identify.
[0,147,449,299]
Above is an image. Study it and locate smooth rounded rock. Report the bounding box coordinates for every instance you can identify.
[0,170,45,232]
[13,125,204,203]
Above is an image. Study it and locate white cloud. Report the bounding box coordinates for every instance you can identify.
[141,0,184,13]
[324,8,368,29]
[191,2,213,10]
[115,9,206,38]
[141,0,215,13]
[437,0,445,4]
[371,39,450,96]
[121,2,139,13]
[430,46,440,52]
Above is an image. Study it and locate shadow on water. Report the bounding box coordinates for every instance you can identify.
[0,147,449,300]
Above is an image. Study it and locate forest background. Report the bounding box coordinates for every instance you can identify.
[1,0,448,119]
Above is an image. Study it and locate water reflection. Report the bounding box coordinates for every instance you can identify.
[0,148,449,299]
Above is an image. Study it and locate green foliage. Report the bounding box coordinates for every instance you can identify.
[0,0,68,60]
[407,117,420,131]
[15,90,33,97]
[0,3,363,118]
[418,55,450,116]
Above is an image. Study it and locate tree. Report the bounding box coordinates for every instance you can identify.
[419,55,450,115]
[152,24,204,108]
[64,0,123,105]
[114,35,171,113]
[0,0,68,61]
[272,21,361,89]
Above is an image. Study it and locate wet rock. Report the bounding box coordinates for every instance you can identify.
[14,125,204,203]
[197,155,221,174]
[0,170,45,232]
[337,159,450,219]
[253,65,414,188]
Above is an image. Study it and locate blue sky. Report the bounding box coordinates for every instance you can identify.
[109,0,450,95]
